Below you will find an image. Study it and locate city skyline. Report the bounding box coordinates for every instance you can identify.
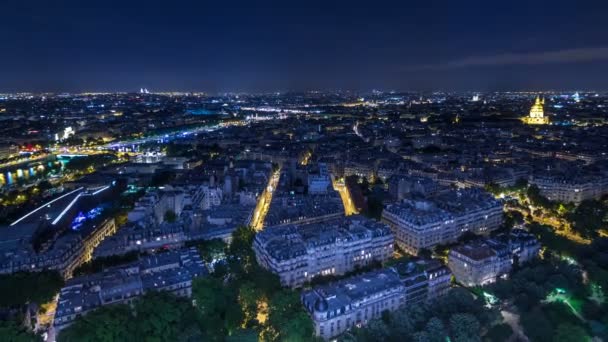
[1,2,608,341]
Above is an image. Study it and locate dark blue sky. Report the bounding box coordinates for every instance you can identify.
[2,0,608,92]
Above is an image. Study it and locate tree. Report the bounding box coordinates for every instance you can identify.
[192,277,227,318]
[192,277,241,337]
[425,317,446,342]
[0,321,41,342]
[521,308,553,342]
[73,251,140,276]
[57,304,135,342]
[227,226,257,275]
[59,292,203,342]
[265,290,314,341]
[514,178,528,190]
[238,282,259,326]
[527,185,552,209]
[64,154,116,173]
[226,329,258,342]
[411,331,430,342]
[363,319,390,341]
[483,323,513,342]
[553,323,591,342]
[484,182,501,196]
[164,209,177,223]
[387,307,416,337]
[449,313,480,342]
[569,199,608,238]
[0,271,64,308]
[193,238,227,263]
[133,292,203,341]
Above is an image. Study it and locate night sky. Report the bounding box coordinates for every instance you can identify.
[2,0,608,92]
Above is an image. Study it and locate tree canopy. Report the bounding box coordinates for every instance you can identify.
[57,292,203,342]
[0,271,64,308]
[341,288,498,342]
[0,321,42,342]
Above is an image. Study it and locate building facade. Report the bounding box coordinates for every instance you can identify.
[382,189,503,255]
[448,229,540,286]
[53,248,206,330]
[254,216,393,288]
[302,260,452,340]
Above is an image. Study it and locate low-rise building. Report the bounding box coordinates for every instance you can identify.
[531,173,608,204]
[264,192,344,227]
[254,216,393,288]
[308,163,331,194]
[448,229,540,287]
[0,218,116,278]
[382,189,502,255]
[302,260,451,340]
[53,247,206,330]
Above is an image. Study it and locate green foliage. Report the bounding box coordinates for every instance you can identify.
[164,209,177,223]
[543,301,577,322]
[227,225,257,275]
[73,251,140,276]
[488,259,591,342]
[191,225,313,341]
[521,307,554,342]
[341,288,496,342]
[424,317,446,342]
[57,292,202,342]
[0,271,64,307]
[527,184,554,209]
[64,154,116,172]
[485,178,528,196]
[57,304,135,342]
[226,329,258,342]
[0,321,41,342]
[192,276,236,337]
[449,313,481,342]
[527,222,578,256]
[190,238,227,263]
[133,292,203,341]
[483,323,513,342]
[484,182,501,196]
[355,319,390,341]
[502,210,524,230]
[554,324,591,342]
[485,258,584,312]
[60,223,315,342]
[568,199,608,238]
[265,290,314,341]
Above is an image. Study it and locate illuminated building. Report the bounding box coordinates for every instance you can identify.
[448,229,540,287]
[522,96,550,125]
[382,189,503,255]
[531,172,608,204]
[254,216,393,288]
[302,260,451,340]
[54,248,206,330]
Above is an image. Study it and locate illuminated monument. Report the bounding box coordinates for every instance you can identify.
[522,96,549,125]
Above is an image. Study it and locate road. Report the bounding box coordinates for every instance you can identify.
[251,168,280,230]
[332,175,357,216]
[0,153,51,170]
